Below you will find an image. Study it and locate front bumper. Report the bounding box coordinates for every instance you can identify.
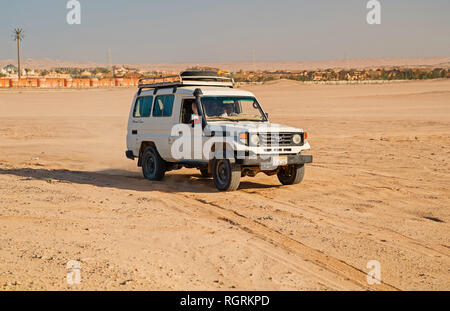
[238,154,313,166]
[125,150,135,160]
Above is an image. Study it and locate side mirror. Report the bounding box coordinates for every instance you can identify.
[265,112,269,120]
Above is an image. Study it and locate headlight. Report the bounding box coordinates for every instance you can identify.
[249,134,260,146]
[238,132,248,145]
[292,133,302,145]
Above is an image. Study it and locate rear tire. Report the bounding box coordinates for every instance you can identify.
[212,159,241,191]
[142,146,166,181]
[277,164,305,185]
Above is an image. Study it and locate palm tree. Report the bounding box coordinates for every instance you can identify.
[12,28,24,79]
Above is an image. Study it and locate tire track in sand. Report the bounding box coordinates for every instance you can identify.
[239,186,450,259]
[171,192,398,291]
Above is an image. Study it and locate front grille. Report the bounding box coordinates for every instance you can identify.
[258,132,303,147]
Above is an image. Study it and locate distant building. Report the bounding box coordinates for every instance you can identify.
[80,70,92,78]
[53,67,76,72]
[3,64,18,74]
[113,66,128,78]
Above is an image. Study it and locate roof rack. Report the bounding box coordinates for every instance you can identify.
[137,71,234,95]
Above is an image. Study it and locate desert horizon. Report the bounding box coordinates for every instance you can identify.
[1,56,449,72]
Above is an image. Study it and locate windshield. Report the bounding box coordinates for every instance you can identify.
[201,96,266,122]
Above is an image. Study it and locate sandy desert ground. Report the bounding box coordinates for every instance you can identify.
[0,79,449,290]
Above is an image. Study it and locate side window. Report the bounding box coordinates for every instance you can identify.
[133,96,153,117]
[153,95,174,117]
[180,99,195,124]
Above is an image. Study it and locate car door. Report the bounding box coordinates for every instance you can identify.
[129,95,153,156]
[150,91,179,161]
[169,97,207,162]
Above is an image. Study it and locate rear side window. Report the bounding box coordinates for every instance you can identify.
[133,96,153,117]
[153,95,174,117]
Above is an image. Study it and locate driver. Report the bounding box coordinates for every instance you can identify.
[219,103,236,117]
[191,102,201,126]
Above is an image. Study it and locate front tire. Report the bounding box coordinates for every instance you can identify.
[212,159,241,191]
[277,164,305,185]
[142,146,166,181]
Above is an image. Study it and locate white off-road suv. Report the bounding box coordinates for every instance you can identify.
[126,71,312,191]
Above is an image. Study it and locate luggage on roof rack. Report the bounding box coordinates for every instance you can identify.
[180,70,218,77]
[137,70,234,94]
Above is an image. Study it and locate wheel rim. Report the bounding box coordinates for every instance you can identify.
[144,153,155,177]
[216,161,229,186]
[278,165,295,183]
[284,166,294,177]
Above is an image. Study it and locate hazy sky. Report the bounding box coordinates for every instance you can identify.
[1,0,449,64]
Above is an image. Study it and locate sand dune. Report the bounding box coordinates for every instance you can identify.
[0,79,449,290]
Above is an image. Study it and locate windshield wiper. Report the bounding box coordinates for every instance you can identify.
[207,117,239,122]
[236,119,265,122]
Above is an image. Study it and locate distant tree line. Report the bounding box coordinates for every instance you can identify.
[232,68,449,83]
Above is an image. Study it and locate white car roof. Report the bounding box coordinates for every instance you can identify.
[140,86,255,97]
